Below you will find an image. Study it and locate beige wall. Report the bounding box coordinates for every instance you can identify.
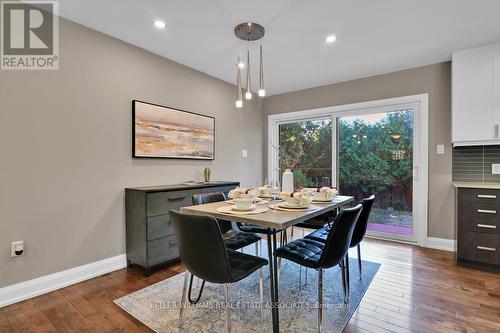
[263,63,454,240]
[0,18,263,288]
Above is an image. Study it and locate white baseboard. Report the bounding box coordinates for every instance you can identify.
[424,237,456,252]
[0,254,127,308]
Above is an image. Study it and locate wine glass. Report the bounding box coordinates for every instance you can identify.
[269,179,281,202]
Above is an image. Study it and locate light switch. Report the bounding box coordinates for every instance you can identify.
[241,149,248,158]
[436,144,445,154]
[492,164,500,175]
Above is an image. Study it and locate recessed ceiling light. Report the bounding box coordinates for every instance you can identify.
[154,20,166,29]
[326,35,337,43]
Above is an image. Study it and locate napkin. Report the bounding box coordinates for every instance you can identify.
[279,191,313,206]
[257,185,270,197]
[228,187,259,199]
[303,187,338,199]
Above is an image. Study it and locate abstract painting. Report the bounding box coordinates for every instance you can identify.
[133,100,215,159]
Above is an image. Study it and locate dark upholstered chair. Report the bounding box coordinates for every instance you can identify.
[306,195,375,280]
[192,192,261,251]
[170,210,268,332]
[189,192,261,303]
[275,205,362,332]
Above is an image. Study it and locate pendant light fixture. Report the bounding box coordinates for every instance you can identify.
[258,45,265,97]
[234,22,266,108]
[245,49,252,99]
[235,56,243,108]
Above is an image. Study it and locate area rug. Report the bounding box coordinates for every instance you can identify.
[115,254,380,333]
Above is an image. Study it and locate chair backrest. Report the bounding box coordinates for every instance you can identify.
[350,195,375,247]
[318,204,362,268]
[169,210,233,284]
[192,192,232,234]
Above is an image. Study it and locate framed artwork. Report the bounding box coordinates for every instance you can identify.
[133,100,215,160]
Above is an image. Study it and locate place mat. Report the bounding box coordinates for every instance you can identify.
[269,204,315,212]
[226,199,270,205]
[216,205,270,215]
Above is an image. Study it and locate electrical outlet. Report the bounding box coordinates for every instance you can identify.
[492,164,500,175]
[11,241,24,257]
[436,144,445,154]
[241,149,248,158]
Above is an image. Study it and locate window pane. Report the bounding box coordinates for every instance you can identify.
[278,118,332,188]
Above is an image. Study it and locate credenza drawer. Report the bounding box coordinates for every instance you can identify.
[146,191,194,216]
[458,231,499,265]
[458,188,500,204]
[147,235,179,266]
[458,202,500,234]
[147,215,174,240]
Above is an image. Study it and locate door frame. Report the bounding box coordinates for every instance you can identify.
[268,94,429,246]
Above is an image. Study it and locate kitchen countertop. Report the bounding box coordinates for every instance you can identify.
[452,181,500,189]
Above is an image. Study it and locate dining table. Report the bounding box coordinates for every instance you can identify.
[180,195,354,333]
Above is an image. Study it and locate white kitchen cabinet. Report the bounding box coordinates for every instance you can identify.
[452,43,500,146]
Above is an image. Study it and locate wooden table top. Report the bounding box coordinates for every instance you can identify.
[180,195,354,229]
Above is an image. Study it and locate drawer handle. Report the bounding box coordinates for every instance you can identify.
[477,209,497,214]
[477,246,496,252]
[168,196,186,201]
[478,194,497,199]
[477,224,497,229]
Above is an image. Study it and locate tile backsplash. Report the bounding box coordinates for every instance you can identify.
[452,145,500,183]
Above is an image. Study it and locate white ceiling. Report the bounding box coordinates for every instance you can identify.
[56,0,500,95]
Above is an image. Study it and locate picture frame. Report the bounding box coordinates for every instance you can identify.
[132,100,215,160]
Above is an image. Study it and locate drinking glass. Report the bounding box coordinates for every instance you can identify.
[269,179,281,202]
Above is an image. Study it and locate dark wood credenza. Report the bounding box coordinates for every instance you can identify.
[457,187,500,271]
[125,181,239,275]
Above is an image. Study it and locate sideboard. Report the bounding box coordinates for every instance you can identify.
[125,181,239,275]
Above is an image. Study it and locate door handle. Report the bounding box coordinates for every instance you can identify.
[477,224,497,229]
[477,209,497,214]
[168,196,186,201]
[477,246,496,252]
[478,194,497,199]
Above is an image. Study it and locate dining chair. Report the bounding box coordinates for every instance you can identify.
[275,204,362,333]
[306,195,375,281]
[190,192,262,303]
[170,210,268,332]
[290,210,337,285]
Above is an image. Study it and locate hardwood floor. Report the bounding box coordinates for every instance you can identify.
[2,238,500,332]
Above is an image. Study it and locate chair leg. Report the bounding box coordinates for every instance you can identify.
[224,284,232,333]
[340,259,349,305]
[302,228,308,286]
[255,241,259,257]
[345,253,350,297]
[357,244,362,280]
[277,256,281,285]
[179,271,189,321]
[258,268,264,323]
[318,268,323,333]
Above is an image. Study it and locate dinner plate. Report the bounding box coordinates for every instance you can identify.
[216,205,269,215]
[278,202,309,209]
[312,198,333,203]
[232,204,256,211]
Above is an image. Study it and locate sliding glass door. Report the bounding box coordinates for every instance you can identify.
[337,109,415,242]
[268,95,427,244]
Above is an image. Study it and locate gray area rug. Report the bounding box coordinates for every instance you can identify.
[115,253,380,333]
